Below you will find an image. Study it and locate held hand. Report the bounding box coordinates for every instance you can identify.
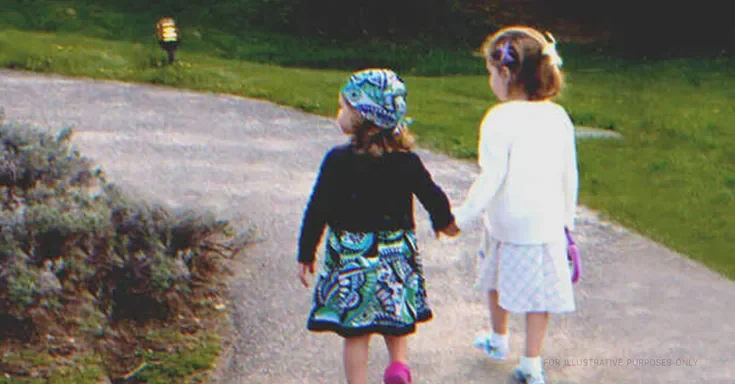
[435,222,461,239]
[441,222,461,237]
[298,262,315,288]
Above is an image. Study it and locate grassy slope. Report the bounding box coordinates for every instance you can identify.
[1,3,733,281]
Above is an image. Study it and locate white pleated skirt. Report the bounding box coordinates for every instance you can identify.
[474,229,576,314]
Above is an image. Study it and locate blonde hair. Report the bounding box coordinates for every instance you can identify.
[482,26,564,101]
[341,97,415,157]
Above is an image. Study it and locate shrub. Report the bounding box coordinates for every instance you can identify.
[0,107,248,381]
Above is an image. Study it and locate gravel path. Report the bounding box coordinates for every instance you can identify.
[1,69,732,384]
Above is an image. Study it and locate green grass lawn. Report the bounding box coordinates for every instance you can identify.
[1,2,733,283]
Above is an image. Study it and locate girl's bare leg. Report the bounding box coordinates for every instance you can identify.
[518,312,550,377]
[383,335,409,364]
[344,335,371,384]
[489,290,509,334]
[525,312,550,357]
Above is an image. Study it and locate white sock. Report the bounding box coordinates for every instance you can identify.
[521,356,543,377]
[490,331,509,350]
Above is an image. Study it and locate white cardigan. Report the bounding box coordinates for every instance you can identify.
[453,100,579,244]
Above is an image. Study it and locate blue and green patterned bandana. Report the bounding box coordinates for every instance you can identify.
[340,68,410,135]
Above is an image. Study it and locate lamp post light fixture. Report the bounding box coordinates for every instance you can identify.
[156,17,180,65]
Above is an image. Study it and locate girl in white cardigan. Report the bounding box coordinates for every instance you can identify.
[452,26,579,384]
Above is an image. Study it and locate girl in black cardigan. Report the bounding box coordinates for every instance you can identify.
[297,68,459,384]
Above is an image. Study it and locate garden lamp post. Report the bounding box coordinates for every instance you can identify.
[156,17,180,65]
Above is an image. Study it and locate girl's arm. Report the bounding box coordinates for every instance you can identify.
[411,155,455,232]
[453,110,511,230]
[562,115,579,231]
[297,150,335,264]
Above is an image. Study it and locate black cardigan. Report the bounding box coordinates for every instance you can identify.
[298,144,454,263]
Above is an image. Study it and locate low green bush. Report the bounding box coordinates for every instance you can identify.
[0,108,247,382]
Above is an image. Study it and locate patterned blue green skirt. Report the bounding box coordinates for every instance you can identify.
[307,228,433,337]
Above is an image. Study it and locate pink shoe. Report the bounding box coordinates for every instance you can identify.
[384,361,412,384]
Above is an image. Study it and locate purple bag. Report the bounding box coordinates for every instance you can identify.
[565,227,581,284]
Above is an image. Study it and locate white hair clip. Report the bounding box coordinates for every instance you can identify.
[542,32,563,68]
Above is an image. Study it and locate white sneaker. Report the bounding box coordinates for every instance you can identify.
[472,332,509,361]
[512,366,546,384]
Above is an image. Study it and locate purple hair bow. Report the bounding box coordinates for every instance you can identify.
[498,41,515,65]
